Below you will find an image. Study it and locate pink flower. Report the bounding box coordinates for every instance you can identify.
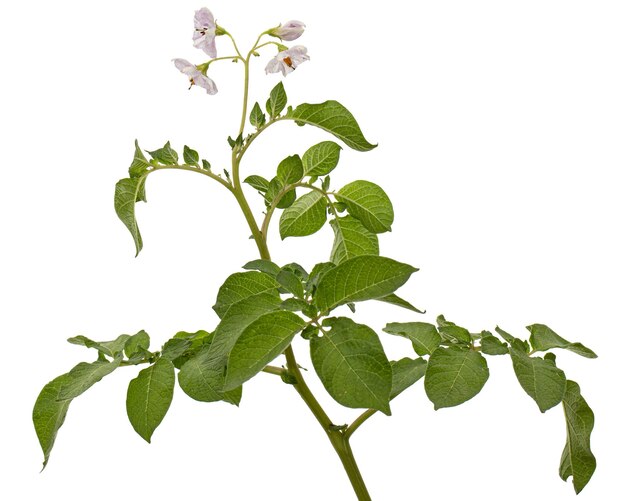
[270,20,306,41]
[192,7,217,58]
[265,46,310,76]
[173,59,217,95]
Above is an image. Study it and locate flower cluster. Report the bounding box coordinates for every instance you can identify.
[173,7,309,94]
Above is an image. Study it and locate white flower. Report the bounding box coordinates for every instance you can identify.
[270,20,306,41]
[173,59,218,95]
[265,46,310,76]
[192,7,217,58]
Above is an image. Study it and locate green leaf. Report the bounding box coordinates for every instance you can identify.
[306,261,336,294]
[249,101,267,128]
[302,141,342,176]
[286,101,377,152]
[244,174,270,193]
[160,338,192,363]
[329,216,379,264]
[266,81,287,118]
[479,332,509,355]
[314,255,417,312]
[375,294,424,313]
[67,333,131,358]
[276,269,305,298]
[114,176,148,256]
[559,380,597,494]
[277,154,304,184]
[280,297,310,312]
[147,141,178,164]
[33,374,73,469]
[335,181,394,233]
[311,317,392,414]
[424,346,489,409]
[126,357,175,443]
[201,159,211,170]
[183,145,200,166]
[527,324,597,359]
[129,139,151,178]
[265,177,297,209]
[213,271,279,319]
[125,330,150,358]
[224,311,305,390]
[57,357,122,400]
[242,259,281,277]
[509,341,566,412]
[390,358,427,400]
[383,322,442,356]
[279,191,327,239]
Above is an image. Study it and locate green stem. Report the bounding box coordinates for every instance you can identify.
[345,409,378,439]
[152,164,233,191]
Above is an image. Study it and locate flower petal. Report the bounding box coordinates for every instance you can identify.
[194,7,215,30]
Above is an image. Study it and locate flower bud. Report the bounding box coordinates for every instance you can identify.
[269,20,305,41]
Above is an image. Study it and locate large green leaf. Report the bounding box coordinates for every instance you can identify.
[266,82,287,118]
[335,180,394,233]
[559,380,596,494]
[527,324,597,359]
[509,342,566,413]
[33,374,73,469]
[310,317,392,414]
[126,357,175,443]
[329,216,379,264]
[114,176,148,256]
[58,357,122,400]
[224,311,305,390]
[286,101,376,151]
[314,255,417,312]
[213,271,279,319]
[390,358,427,399]
[302,141,342,176]
[383,322,442,356]
[424,346,489,409]
[279,191,327,239]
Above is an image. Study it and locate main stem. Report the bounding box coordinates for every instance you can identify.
[227,50,372,501]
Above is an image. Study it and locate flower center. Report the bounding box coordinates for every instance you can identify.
[283,56,294,68]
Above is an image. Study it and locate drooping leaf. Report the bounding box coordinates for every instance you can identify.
[57,357,122,400]
[114,176,148,256]
[33,374,73,469]
[335,180,394,233]
[249,101,267,128]
[125,330,150,358]
[508,341,566,413]
[126,357,175,443]
[329,216,379,264]
[314,255,418,313]
[286,101,376,152]
[266,81,287,118]
[375,294,424,313]
[242,259,281,277]
[183,145,200,166]
[244,175,270,193]
[224,311,306,390]
[302,141,342,176]
[424,346,489,409]
[277,154,304,184]
[311,317,392,414]
[276,269,305,298]
[479,332,509,355]
[383,322,442,356]
[147,141,178,164]
[279,191,327,239]
[559,380,596,494]
[129,139,151,178]
[527,324,597,359]
[390,358,427,400]
[213,271,279,319]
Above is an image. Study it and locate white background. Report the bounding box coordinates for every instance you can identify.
[1,1,624,499]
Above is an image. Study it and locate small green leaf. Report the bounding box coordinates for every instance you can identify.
[375,294,424,313]
[286,101,377,151]
[527,324,597,359]
[58,357,122,400]
[265,177,297,209]
[302,141,342,176]
[183,145,200,166]
[276,269,305,298]
[266,81,287,118]
[129,140,151,178]
[390,358,427,399]
[224,311,306,390]
[335,181,394,233]
[249,101,267,128]
[147,141,178,164]
[494,326,520,345]
[383,322,442,356]
[125,330,150,358]
[201,159,211,170]
[311,317,392,414]
[279,191,327,239]
[280,297,310,312]
[244,175,270,193]
[559,380,596,494]
[306,261,336,294]
[126,357,175,443]
[114,176,148,256]
[277,154,304,184]
[314,255,418,313]
[242,259,281,277]
[509,341,566,412]
[329,216,379,264]
[213,271,279,319]
[479,332,509,355]
[424,346,489,409]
